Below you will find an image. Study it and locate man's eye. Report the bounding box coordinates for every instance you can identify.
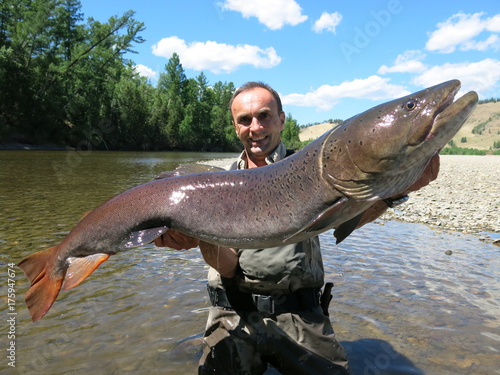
[239,117,252,125]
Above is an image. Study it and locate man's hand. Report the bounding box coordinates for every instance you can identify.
[154,230,239,278]
[154,230,199,250]
[356,154,440,228]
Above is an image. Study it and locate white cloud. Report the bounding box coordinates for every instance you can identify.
[426,12,500,53]
[151,36,281,74]
[412,58,500,96]
[282,76,410,110]
[378,50,427,74]
[134,64,158,80]
[461,34,500,51]
[312,12,342,34]
[220,0,307,30]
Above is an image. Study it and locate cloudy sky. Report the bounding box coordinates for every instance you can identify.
[81,0,500,124]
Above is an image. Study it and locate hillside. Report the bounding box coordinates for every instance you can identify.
[299,101,500,151]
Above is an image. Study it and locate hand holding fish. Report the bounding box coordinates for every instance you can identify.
[154,229,199,250]
[355,153,440,228]
[155,230,239,278]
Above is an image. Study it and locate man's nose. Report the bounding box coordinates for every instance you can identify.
[249,117,262,132]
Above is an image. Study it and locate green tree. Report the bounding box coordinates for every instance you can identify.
[110,66,155,150]
[157,53,187,148]
[211,81,239,151]
[0,0,145,147]
[282,113,302,150]
[179,73,216,150]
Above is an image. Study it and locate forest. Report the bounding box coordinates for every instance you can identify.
[0,0,302,151]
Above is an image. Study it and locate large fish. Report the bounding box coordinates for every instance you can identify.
[18,80,477,321]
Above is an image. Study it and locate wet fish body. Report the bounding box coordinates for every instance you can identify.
[18,80,478,321]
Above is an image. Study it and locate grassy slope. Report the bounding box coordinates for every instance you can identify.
[299,101,500,151]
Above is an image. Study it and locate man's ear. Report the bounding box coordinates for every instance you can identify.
[280,111,285,130]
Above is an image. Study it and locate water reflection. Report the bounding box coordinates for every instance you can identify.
[0,151,499,375]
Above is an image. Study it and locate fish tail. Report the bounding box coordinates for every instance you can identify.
[17,246,64,322]
[18,247,110,321]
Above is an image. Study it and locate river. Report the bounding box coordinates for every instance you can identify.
[0,150,498,375]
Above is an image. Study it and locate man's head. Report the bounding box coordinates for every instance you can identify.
[230,82,285,166]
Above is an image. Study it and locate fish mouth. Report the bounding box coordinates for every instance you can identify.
[423,87,478,146]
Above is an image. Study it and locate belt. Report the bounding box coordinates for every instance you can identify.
[207,285,321,314]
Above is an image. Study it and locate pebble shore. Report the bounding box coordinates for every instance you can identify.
[381,155,500,243]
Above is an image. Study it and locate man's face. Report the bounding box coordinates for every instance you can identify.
[231,87,285,164]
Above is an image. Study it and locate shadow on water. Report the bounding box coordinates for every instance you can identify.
[342,339,424,375]
[167,337,425,375]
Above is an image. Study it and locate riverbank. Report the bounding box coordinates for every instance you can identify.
[0,143,71,150]
[380,155,500,242]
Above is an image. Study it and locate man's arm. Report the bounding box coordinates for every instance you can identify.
[154,230,238,278]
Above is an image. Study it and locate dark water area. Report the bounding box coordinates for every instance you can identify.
[0,151,498,375]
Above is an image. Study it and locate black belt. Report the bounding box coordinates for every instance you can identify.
[207,285,321,314]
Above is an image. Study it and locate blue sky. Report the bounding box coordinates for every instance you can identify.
[80,0,500,125]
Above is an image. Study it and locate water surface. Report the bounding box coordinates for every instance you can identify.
[0,151,498,375]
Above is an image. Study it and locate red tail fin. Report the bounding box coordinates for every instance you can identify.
[18,247,110,321]
[17,246,64,322]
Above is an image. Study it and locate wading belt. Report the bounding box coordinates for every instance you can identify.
[208,283,323,315]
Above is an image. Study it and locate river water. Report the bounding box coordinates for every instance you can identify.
[0,150,499,375]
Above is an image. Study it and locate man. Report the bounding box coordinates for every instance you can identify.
[156,82,439,374]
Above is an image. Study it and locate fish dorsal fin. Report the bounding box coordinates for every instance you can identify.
[61,253,110,291]
[124,226,169,248]
[284,198,348,243]
[156,163,225,179]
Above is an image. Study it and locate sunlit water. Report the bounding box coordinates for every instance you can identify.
[0,151,498,375]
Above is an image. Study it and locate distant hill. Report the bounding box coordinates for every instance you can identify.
[448,101,500,150]
[299,101,500,151]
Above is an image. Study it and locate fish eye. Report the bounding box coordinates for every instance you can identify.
[404,99,418,111]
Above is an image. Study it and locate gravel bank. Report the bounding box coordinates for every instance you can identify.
[381,155,500,240]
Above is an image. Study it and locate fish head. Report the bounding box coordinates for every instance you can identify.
[322,80,478,199]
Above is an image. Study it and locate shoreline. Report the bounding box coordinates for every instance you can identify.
[380,155,500,244]
[0,143,72,150]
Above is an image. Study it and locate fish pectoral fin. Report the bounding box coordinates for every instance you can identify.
[333,213,362,244]
[284,198,348,243]
[124,226,169,248]
[17,246,64,322]
[61,253,110,291]
[156,163,225,179]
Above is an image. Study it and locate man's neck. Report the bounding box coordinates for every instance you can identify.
[243,150,267,169]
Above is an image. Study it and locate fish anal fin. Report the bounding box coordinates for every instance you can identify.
[284,198,348,243]
[334,213,362,244]
[61,253,110,291]
[17,246,64,322]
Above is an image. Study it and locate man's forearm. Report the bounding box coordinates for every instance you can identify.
[199,241,238,278]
